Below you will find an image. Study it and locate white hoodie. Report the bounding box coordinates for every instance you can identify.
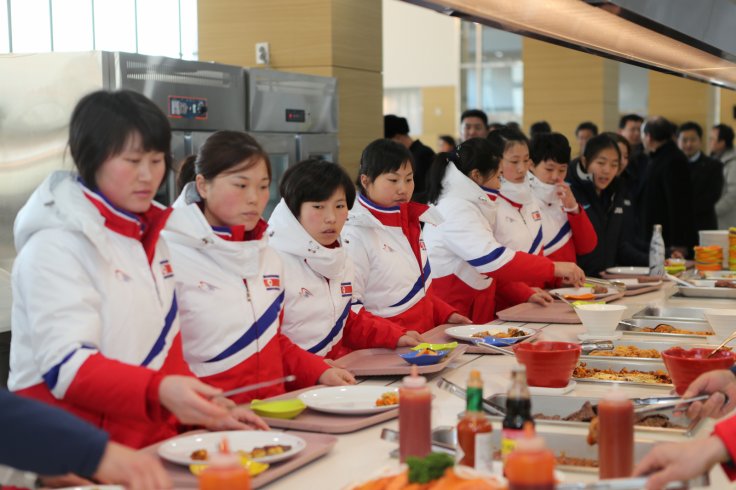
[497,175,544,255]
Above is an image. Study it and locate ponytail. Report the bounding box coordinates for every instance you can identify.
[177,155,198,194]
[426,137,500,203]
[426,152,454,204]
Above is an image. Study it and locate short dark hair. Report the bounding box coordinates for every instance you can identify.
[530,132,571,165]
[488,122,505,132]
[677,121,703,139]
[384,114,410,138]
[439,135,456,148]
[486,125,529,158]
[69,90,173,190]
[177,130,271,193]
[618,113,644,130]
[460,109,488,127]
[427,138,500,204]
[357,139,414,193]
[582,134,621,170]
[280,159,356,219]
[529,121,551,137]
[576,121,599,136]
[643,117,674,142]
[713,124,735,149]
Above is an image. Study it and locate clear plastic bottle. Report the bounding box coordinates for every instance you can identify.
[399,365,431,462]
[598,386,634,479]
[456,370,493,472]
[502,365,534,465]
[505,422,555,490]
[649,224,665,277]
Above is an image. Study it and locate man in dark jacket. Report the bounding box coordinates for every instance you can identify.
[384,114,435,203]
[637,117,697,256]
[677,121,724,232]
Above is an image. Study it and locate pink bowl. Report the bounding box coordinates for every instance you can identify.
[661,347,736,395]
[513,341,582,388]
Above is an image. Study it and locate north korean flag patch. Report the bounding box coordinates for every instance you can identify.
[263,274,281,291]
[419,239,426,251]
[340,282,353,297]
[160,260,174,279]
[531,211,542,221]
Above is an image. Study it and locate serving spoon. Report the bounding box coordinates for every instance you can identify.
[707,330,736,358]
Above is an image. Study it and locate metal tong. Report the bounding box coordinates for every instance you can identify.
[436,377,506,416]
[585,276,627,293]
[633,394,709,415]
[220,374,296,398]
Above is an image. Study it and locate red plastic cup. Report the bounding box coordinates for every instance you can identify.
[513,341,582,388]
[661,347,736,395]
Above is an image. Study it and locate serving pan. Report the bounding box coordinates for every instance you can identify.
[632,306,709,322]
[573,358,672,388]
[581,339,712,362]
[617,318,713,341]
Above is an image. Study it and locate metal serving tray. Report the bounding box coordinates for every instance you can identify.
[617,318,713,341]
[485,394,689,436]
[581,339,711,362]
[632,306,709,322]
[574,358,672,388]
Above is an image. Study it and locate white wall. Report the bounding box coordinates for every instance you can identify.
[382,0,459,89]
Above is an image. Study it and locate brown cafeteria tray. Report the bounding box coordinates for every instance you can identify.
[600,272,668,281]
[147,430,337,489]
[333,345,468,376]
[496,292,624,324]
[623,282,664,296]
[254,385,398,434]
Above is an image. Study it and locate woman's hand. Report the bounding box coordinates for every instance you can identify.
[204,406,270,432]
[677,369,736,420]
[528,287,553,306]
[446,312,472,324]
[555,180,577,210]
[553,262,585,287]
[158,375,231,427]
[397,331,424,347]
[318,367,356,386]
[94,442,172,490]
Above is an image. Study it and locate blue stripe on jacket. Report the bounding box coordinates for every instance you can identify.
[389,260,431,308]
[544,221,571,250]
[142,294,178,367]
[42,345,96,390]
[467,247,507,267]
[307,301,352,354]
[528,226,543,254]
[206,291,285,363]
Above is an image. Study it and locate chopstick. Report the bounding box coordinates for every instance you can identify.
[219,375,296,398]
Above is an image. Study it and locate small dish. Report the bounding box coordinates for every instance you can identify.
[250,398,307,419]
[411,341,458,352]
[399,349,449,366]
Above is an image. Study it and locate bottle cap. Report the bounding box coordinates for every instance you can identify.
[207,452,243,469]
[602,382,630,402]
[514,421,546,451]
[402,365,427,388]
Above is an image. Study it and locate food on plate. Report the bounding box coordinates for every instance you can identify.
[533,400,683,429]
[563,293,596,301]
[471,327,526,339]
[416,348,439,356]
[715,279,736,289]
[191,449,208,461]
[640,323,713,336]
[587,416,600,445]
[590,345,661,359]
[190,444,292,461]
[572,362,672,384]
[591,285,609,294]
[375,391,399,407]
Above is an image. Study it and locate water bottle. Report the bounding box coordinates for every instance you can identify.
[649,224,665,277]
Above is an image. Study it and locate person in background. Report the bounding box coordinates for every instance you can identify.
[423,138,584,322]
[269,159,422,360]
[618,113,648,194]
[712,123,736,228]
[165,131,354,405]
[575,121,598,158]
[488,122,505,133]
[0,268,9,388]
[9,90,255,450]
[342,139,471,333]
[529,120,551,139]
[607,132,630,177]
[460,109,489,141]
[437,135,456,154]
[384,114,435,204]
[677,122,723,232]
[1,389,171,490]
[528,132,597,265]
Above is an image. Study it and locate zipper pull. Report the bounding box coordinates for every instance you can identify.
[243,280,252,301]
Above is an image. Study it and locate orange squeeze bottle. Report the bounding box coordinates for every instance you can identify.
[198,437,251,490]
[598,386,634,479]
[505,422,555,490]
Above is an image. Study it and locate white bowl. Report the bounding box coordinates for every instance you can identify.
[574,304,627,336]
[703,308,736,343]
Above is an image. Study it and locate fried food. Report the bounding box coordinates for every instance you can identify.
[563,293,596,301]
[416,348,439,356]
[375,391,399,407]
[640,323,713,336]
[590,345,661,359]
[591,285,608,294]
[587,416,599,445]
[573,362,672,384]
[191,444,291,461]
[191,449,208,461]
[471,327,526,339]
[715,280,736,288]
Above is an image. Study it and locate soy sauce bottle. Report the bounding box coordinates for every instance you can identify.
[502,365,534,465]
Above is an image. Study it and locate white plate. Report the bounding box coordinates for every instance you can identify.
[678,284,736,299]
[606,266,650,275]
[157,430,305,465]
[298,385,399,415]
[550,287,616,299]
[444,325,534,343]
[616,278,663,290]
[57,487,124,490]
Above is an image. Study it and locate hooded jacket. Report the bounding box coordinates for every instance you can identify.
[163,184,328,403]
[423,163,555,322]
[342,194,455,333]
[268,199,405,359]
[496,176,545,255]
[9,171,187,448]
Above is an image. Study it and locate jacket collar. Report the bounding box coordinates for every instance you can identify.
[499,174,533,206]
[347,194,443,228]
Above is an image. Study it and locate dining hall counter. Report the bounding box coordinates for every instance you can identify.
[149,281,736,488]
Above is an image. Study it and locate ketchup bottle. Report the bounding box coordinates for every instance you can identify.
[399,365,431,462]
[598,386,634,479]
[505,422,555,490]
[457,370,493,472]
[199,438,251,490]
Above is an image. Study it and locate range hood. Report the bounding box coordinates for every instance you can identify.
[403,0,736,90]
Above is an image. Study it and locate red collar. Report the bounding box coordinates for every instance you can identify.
[482,186,499,202]
[212,219,268,242]
[81,184,172,265]
[497,192,523,210]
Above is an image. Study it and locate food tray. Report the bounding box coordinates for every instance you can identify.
[573,358,672,388]
[632,306,709,322]
[422,324,534,354]
[617,318,713,341]
[149,431,337,489]
[333,345,468,376]
[600,271,665,281]
[497,292,625,324]
[485,394,690,436]
[251,386,398,434]
[581,339,712,362]
[623,282,664,296]
[678,282,736,299]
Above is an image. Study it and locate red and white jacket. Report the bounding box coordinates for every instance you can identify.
[342,194,455,333]
[714,413,736,480]
[163,184,329,404]
[529,174,597,264]
[9,171,188,448]
[496,176,545,255]
[268,199,406,359]
[423,163,555,323]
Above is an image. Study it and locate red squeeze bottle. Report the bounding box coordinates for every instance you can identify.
[598,387,634,479]
[399,365,431,462]
[505,422,555,490]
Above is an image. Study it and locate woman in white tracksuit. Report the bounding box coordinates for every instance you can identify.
[165,131,354,405]
[8,90,258,450]
[268,159,421,360]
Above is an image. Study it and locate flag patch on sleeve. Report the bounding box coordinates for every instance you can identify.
[263,274,281,290]
[340,282,353,297]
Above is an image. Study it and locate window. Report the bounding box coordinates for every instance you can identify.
[0,2,9,52]
[52,0,94,52]
[383,88,423,136]
[10,0,51,53]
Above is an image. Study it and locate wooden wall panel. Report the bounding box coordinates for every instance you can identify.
[331,0,382,72]
[420,86,457,149]
[719,88,736,130]
[649,71,714,131]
